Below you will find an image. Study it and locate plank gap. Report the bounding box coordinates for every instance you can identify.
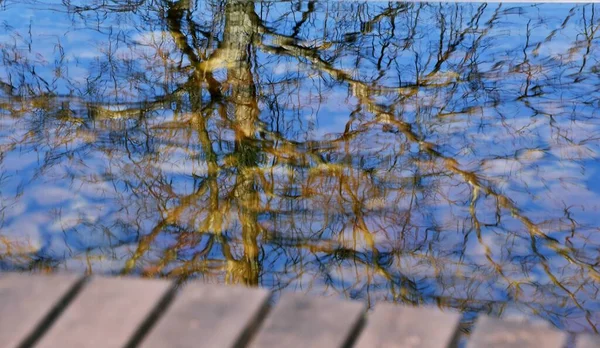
[124,281,178,348]
[354,304,462,348]
[341,311,366,348]
[35,276,174,348]
[232,295,272,348]
[17,275,88,348]
[139,284,271,348]
[248,293,366,348]
[447,318,463,348]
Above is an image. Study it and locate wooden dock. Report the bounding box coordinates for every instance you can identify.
[0,272,597,348]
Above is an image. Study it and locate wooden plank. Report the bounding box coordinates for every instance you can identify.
[0,272,83,348]
[577,334,600,348]
[248,293,365,348]
[140,283,270,348]
[35,276,173,348]
[467,315,567,348]
[355,303,461,348]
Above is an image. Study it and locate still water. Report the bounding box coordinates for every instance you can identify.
[1,0,600,334]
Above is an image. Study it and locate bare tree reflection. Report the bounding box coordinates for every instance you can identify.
[1,0,600,334]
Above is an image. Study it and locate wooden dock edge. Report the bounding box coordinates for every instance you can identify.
[0,272,595,348]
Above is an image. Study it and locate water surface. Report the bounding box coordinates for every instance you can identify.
[1,0,600,334]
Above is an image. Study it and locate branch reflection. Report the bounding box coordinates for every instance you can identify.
[0,0,599,334]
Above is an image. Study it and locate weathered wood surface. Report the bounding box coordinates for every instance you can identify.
[35,276,173,348]
[140,283,269,348]
[248,293,365,348]
[578,334,600,348]
[467,315,568,348]
[1,272,599,348]
[0,273,82,348]
[355,303,461,348]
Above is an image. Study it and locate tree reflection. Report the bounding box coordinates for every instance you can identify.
[1,0,600,334]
